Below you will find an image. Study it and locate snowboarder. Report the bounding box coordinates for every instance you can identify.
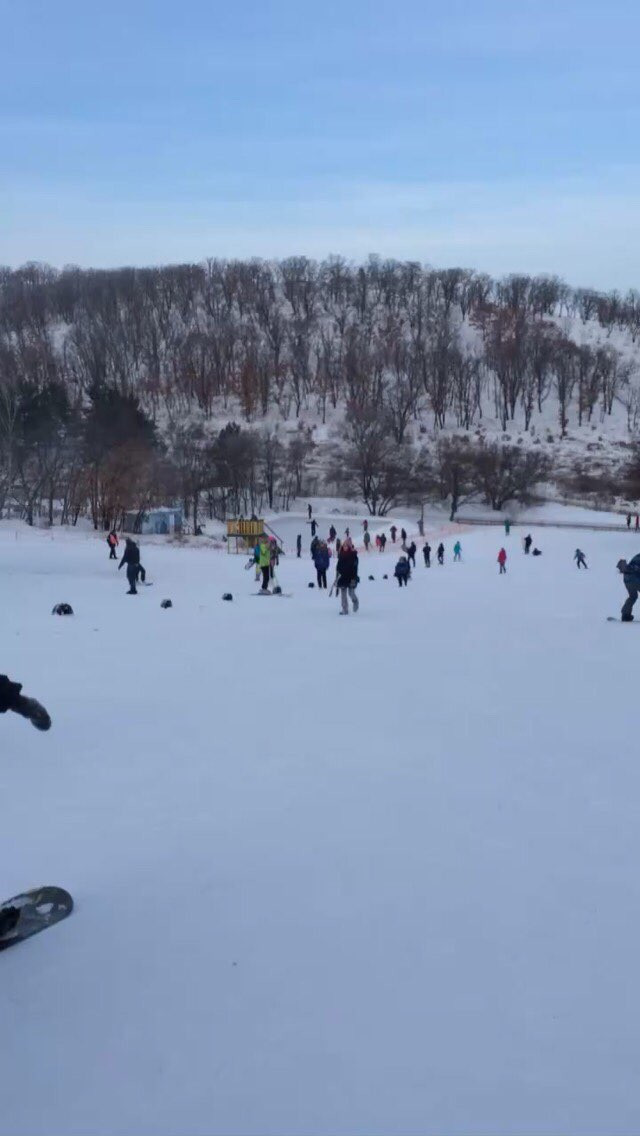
[0,675,51,731]
[307,503,312,519]
[422,541,431,567]
[505,519,511,536]
[627,513,632,529]
[498,548,507,574]
[453,540,462,562]
[363,529,371,552]
[617,556,640,621]
[107,530,119,560]
[437,542,444,565]
[406,541,416,568]
[296,534,302,558]
[394,556,411,587]
[390,525,397,544]
[335,539,359,615]
[380,532,387,552]
[257,537,272,592]
[574,549,588,569]
[119,538,141,594]
[313,540,330,589]
[524,534,533,555]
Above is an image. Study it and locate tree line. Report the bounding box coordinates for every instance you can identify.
[1,257,640,526]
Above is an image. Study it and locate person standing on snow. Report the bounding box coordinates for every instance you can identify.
[307,503,312,520]
[394,555,411,587]
[505,519,511,536]
[380,532,387,552]
[329,524,337,542]
[390,525,397,544]
[363,529,371,553]
[437,542,445,565]
[0,675,51,730]
[310,518,318,537]
[406,541,417,568]
[375,534,382,552]
[453,540,462,562]
[313,540,330,589]
[498,548,507,574]
[400,527,407,549]
[524,534,533,555]
[574,549,588,569]
[423,541,431,567]
[119,537,141,595]
[617,556,640,621]
[335,539,359,615]
[626,513,631,529]
[107,529,119,560]
[296,534,302,558]
[257,537,272,592]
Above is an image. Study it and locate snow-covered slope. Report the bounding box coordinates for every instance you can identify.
[1,515,640,1135]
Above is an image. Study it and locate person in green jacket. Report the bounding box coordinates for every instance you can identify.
[258,538,272,592]
[453,540,462,562]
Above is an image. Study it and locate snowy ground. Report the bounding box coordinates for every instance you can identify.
[2,514,640,1136]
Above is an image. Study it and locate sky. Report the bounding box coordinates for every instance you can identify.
[1,0,640,289]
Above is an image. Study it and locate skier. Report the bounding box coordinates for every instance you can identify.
[118,537,141,594]
[453,540,462,562]
[296,534,302,558]
[390,525,397,544]
[627,513,632,529]
[310,518,318,537]
[307,503,312,520]
[437,542,445,565]
[524,534,533,555]
[505,519,511,536]
[394,555,411,587]
[574,549,588,569]
[422,541,431,567]
[380,532,387,552]
[617,555,640,621]
[363,529,371,553]
[107,529,119,560]
[0,675,51,731]
[258,537,272,592]
[313,540,330,589]
[498,548,507,574]
[335,539,359,615]
[406,540,417,568]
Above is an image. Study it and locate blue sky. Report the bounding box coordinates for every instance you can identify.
[2,0,639,288]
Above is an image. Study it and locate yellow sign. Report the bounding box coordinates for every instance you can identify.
[227,519,264,537]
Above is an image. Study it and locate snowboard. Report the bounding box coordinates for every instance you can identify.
[0,887,73,952]
[607,616,635,622]
[253,591,293,598]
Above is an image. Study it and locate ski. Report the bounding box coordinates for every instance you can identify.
[0,887,73,952]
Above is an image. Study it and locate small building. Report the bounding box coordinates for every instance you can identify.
[123,507,183,536]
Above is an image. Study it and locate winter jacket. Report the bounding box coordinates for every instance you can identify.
[624,554,640,581]
[336,549,359,589]
[258,540,271,569]
[498,549,507,564]
[0,675,21,714]
[313,545,330,572]
[119,541,140,569]
[107,532,119,547]
[394,558,411,581]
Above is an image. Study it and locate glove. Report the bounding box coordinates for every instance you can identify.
[12,695,52,731]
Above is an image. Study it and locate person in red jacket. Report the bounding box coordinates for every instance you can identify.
[498,548,507,574]
[107,529,119,560]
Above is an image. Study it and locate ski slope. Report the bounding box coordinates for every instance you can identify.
[1,515,640,1136]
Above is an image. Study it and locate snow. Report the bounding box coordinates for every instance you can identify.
[2,513,640,1135]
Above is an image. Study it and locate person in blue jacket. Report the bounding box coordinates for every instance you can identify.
[618,555,640,620]
[313,540,330,589]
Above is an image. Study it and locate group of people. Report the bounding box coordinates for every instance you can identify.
[107,530,146,594]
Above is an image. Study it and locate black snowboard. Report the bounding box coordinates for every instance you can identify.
[607,617,636,623]
[0,887,73,951]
